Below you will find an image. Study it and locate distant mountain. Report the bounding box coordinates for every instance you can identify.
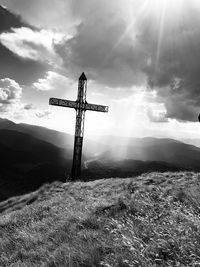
[1,117,200,201]
[19,122,108,157]
[0,128,72,201]
[182,138,200,148]
[96,136,200,171]
[0,117,18,129]
[0,129,70,159]
[20,123,74,149]
[0,118,74,149]
[1,118,200,171]
[0,118,106,156]
[0,118,107,201]
[82,159,182,180]
[1,119,200,172]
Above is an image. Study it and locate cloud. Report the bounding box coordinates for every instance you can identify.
[33,71,73,91]
[0,5,49,85]
[138,1,200,122]
[160,84,200,122]
[0,27,64,65]
[0,77,51,122]
[0,4,29,33]
[1,0,200,123]
[1,1,147,88]
[35,110,51,118]
[0,78,34,114]
[55,0,147,87]
[24,103,34,110]
[0,78,24,114]
[0,0,77,30]
[0,78,22,104]
[147,105,168,123]
[0,42,48,86]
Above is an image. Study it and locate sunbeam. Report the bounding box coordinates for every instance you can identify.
[99,0,149,68]
[113,0,149,49]
[155,0,167,73]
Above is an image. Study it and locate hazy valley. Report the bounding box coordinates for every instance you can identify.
[1,118,200,201]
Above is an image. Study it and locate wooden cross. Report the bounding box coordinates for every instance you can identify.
[49,72,109,180]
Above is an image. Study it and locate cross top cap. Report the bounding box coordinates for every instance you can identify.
[79,72,87,81]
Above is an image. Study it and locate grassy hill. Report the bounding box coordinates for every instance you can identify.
[1,172,200,266]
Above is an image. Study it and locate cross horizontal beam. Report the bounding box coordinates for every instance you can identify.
[85,103,108,112]
[49,98,77,109]
[49,97,108,113]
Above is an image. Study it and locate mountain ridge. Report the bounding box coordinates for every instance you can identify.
[0,117,200,202]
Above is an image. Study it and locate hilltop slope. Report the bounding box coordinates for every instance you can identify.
[0,129,72,201]
[1,172,200,266]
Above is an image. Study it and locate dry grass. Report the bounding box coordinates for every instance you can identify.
[1,172,200,266]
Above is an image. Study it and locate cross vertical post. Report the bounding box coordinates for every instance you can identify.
[71,73,87,180]
[49,72,109,180]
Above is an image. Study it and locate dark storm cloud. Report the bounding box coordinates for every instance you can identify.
[0,0,76,30]
[55,0,147,87]
[58,0,200,122]
[0,5,48,85]
[139,2,200,122]
[0,5,29,32]
[158,81,200,122]
[0,43,48,85]
[0,0,147,88]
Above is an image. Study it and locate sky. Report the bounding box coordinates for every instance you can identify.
[0,0,200,139]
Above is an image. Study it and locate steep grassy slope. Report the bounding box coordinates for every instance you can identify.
[1,172,200,266]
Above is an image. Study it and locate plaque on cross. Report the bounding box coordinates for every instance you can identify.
[49,72,109,180]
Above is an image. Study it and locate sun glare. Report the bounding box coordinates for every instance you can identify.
[150,0,183,15]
